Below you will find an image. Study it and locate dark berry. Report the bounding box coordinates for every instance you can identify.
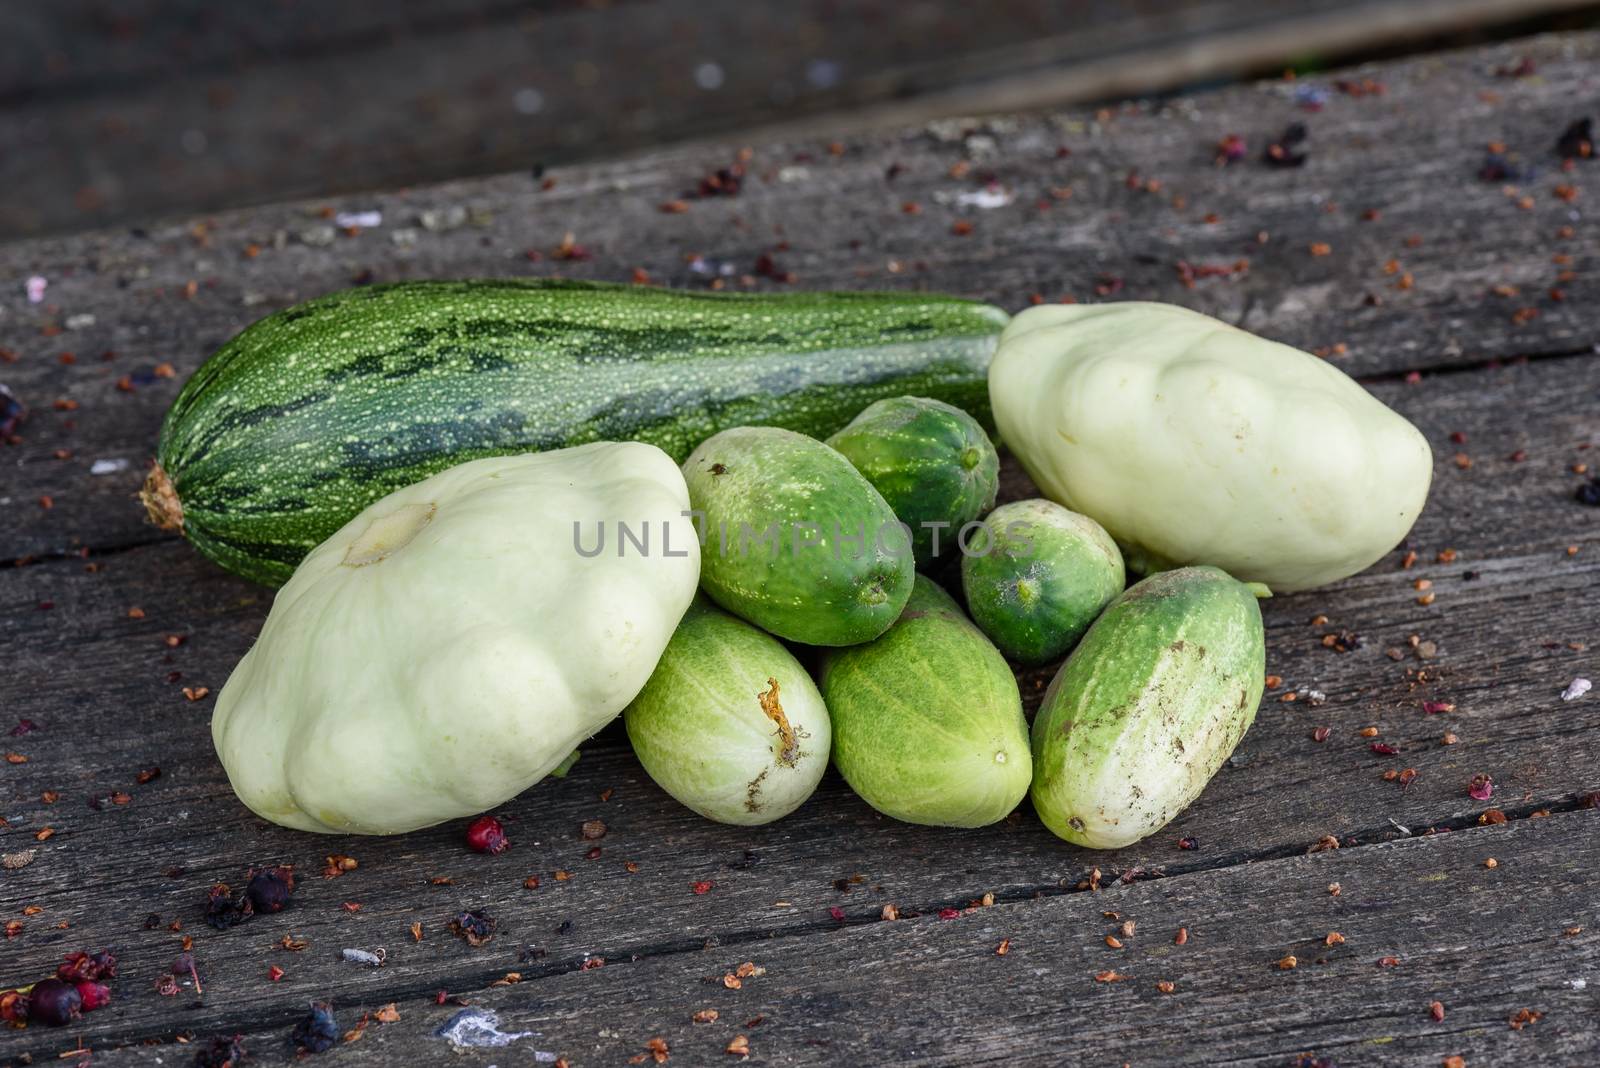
[26,978,81,1026]
[193,1033,247,1067]
[74,981,111,1011]
[204,883,252,929]
[465,815,509,854]
[0,385,23,438]
[448,909,496,946]
[292,1001,339,1054]
[1576,478,1600,507]
[245,865,295,914]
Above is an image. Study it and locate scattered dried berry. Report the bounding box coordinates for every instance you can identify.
[449,909,496,947]
[465,816,508,854]
[293,1001,339,1053]
[1557,118,1594,160]
[1468,774,1494,801]
[193,1034,248,1067]
[74,981,111,1011]
[1263,123,1309,167]
[246,866,295,913]
[26,978,80,1026]
[1508,1007,1543,1031]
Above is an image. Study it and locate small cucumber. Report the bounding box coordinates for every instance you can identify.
[624,600,830,825]
[821,576,1031,828]
[825,396,1000,567]
[683,426,914,646]
[1030,566,1266,849]
[961,498,1124,664]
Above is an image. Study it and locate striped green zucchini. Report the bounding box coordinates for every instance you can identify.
[143,279,1008,585]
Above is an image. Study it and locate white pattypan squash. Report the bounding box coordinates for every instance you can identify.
[212,443,701,834]
[989,302,1433,592]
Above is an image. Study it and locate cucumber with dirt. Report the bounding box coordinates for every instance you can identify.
[624,600,831,825]
[1030,565,1267,849]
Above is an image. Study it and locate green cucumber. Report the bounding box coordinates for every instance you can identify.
[683,426,914,646]
[1030,566,1266,849]
[143,280,1008,586]
[624,600,830,825]
[825,396,999,566]
[820,576,1031,827]
[961,498,1124,664]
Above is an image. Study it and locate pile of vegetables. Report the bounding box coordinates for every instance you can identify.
[156,282,1431,847]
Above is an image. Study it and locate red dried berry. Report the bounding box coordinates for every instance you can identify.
[57,951,97,983]
[1468,774,1494,801]
[0,989,29,1024]
[25,978,81,1026]
[74,981,111,1011]
[466,816,509,854]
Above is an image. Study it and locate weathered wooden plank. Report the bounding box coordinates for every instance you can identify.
[4,312,1595,576]
[4,43,1599,570]
[1,358,1594,1057]
[4,0,1588,239]
[1,34,1597,1063]
[22,807,1600,1066]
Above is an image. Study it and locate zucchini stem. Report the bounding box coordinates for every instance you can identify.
[140,462,185,532]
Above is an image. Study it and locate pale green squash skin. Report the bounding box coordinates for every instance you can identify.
[151,279,1007,586]
[825,396,1000,567]
[683,426,915,647]
[1030,566,1265,849]
[821,576,1032,828]
[961,498,1124,664]
[624,600,830,826]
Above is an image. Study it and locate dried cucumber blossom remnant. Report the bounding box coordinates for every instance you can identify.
[758,678,800,767]
[623,601,829,826]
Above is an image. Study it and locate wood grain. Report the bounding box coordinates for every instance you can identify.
[2,33,1597,569]
[1,32,1597,1066]
[5,0,1590,239]
[28,811,1600,1066]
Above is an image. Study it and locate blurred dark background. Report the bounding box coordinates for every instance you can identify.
[3,0,1598,241]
